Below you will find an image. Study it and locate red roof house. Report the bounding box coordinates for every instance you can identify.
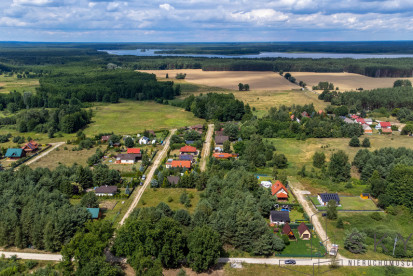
[212,153,237,159]
[351,114,359,119]
[356,118,366,124]
[180,145,197,154]
[127,148,141,154]
[379,122,391,128]
[22,140,39,153]
[271,180,289,200]
[166,160,191,169]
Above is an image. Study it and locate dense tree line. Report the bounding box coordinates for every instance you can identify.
[113,204,221,273]
[174,93,251,121]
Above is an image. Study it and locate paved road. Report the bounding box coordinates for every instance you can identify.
[0,251,62,261]
[288,177,335,255]
[200,124,214,172]
[118,129,176,226]
[23,142,65,166]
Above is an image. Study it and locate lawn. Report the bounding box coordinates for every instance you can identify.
[84,100,205,136]
[223,263,413,276]
[29,144,97,170]
[308,196,379,211]
[137,188,200,213]
[323,209,413,260]
[278,229,326,257]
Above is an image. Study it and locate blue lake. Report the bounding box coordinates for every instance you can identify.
[100,49,413,59]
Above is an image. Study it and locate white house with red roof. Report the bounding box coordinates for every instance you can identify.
[356,118,366,125]
[180,145,197,155]
[376,122,392,133]
[271,180,289,201]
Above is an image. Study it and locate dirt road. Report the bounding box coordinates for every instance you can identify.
[0,251,62,261]
[24,142,65,166]
[118,129,176,226]
[200,124,214,172]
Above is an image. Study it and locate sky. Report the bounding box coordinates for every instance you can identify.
[0,0,413,42]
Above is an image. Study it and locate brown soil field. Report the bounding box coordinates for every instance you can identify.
[292,72,413,91]
[138,69,298,91]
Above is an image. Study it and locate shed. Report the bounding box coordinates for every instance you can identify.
[297,222,311,240]
[95,185,118,196]
[5,148,25,159]
[360,193,370,199]
[282,223,296,240]
[87,208,101,219]
[269,211,290,226]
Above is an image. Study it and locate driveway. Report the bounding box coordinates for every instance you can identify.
[24,142,65,166]
[200,124,214,172]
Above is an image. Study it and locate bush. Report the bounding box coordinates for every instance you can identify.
[349,136,360,147]
[370,212,382,221]
[362,138,370,148]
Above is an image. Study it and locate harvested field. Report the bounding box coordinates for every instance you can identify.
[138,69,298,91]
[292,72,413,91]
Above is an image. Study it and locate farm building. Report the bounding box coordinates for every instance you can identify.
[270,211,290,226]
[22,141,39,153]
[101,135,110,142]
[317,193,340,206]
[180,145,197,155]
[282,223,296,240]
[297,222,311,240]
[271,180,288,200]
[166,160,191,169]
[167,175,180,185]
[87,208,101,219]
[95,185,118,196]
[5,148,26,160]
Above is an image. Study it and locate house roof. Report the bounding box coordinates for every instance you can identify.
[351,115,359,119]
[382,128,392,133]
[215,135,229,144]
[191,124,203,130]
[301,111,310,118]
[271,180,288,197]
[101,135,110,141]
[140,136,150,141]
[356,118,366,124]
[169,160,191,169]
[117,154,139,161]
[215,130,224,136]
[87,208,100,219]
[343,118,356,124]
[167,175,180,185]
[270,211,290,222]
[213,153,234,159]
[95,185,118,194]
[282,223,294,235]
[179,154,194,161]
[362,124,372,130]
[22,141,39,151]
[318,193,340,204]
[127,148,141,154]
[297,222,310,236]
[180,145,197,153]
[380,122,392,128]
[5,148,24,158]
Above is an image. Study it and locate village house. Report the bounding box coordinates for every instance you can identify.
[212,152,237,159]
[190,124,203,134]
[356,118,366,125]
[375,121,392,130]
[297,222,311,240]
[343,118,356,124]
[116,154,139,164]
[282,223,296,240]
[364,118,373,125]
[167,175,180,185]
[270,211,290,226]
[166,160,192,169]
[139,136,150,145]
[271,180,288,201]
[362,124,372,134]
[101,135,110,142]
[179,154,194,163]
[381,128,393,134]
[87,208,102,220]
[215,135,229,145]
[21,140,39,153]
[95,185,118,196]
[180,145,197,155]
[317,193,340,206]
[5,148,26,160]
[126,148,142,159]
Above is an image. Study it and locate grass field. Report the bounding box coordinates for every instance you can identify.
[137,188,200,213]
[292,72,413,92]
[29,144,97,169]
[138,69,298,91]
[223,263,413,276]
[278,229,325,257]
[84,100,204,136]
[0,74,39,94]
[309,196,379,211]
[323,209,413,260]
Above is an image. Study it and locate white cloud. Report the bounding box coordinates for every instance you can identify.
[159,3,174,11]
[13,0,62,6]
[230,9,288,23]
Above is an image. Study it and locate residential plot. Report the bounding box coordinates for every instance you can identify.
[309,196,379,211]
[292,72,413,91]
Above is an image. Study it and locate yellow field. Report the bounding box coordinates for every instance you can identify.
[138,69,298,91]
[292,72,413,91]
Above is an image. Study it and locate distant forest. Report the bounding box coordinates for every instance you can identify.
[0,43,413,77]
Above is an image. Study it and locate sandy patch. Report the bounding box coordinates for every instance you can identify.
[292,72,413,91]
[138,69,298,91]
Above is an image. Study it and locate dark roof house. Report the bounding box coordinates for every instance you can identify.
[22,141,39,153]
[167,175,180,185]
[297,222,311,240]
[317,193,340,206]
[270,211,290,225]
[95,185,118,196]
[282,223,296,239]
[215,135,229,145]
[179,154,194,162]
